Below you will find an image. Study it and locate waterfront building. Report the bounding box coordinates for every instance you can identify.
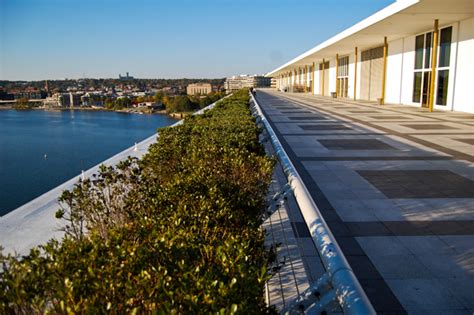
[51,92,83,107]
[224,75,271,92]
[268,0,474,113]
[186,83,212,95]
[81,93,103,107]
[134,101,163,110]
[42,94,61,108]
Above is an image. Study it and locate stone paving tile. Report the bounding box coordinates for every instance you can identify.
[368,254,432,279]
[356,236,411,256]
[257,90,474,314]
[411,134,474,157]
[416,252,474,278]
[386,279,467,312]
[439,235,474,253]
[370,121,470,134]
[396,235,457,255]
[441,278,474,310]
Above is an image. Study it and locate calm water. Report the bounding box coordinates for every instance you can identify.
[0,109,177,216]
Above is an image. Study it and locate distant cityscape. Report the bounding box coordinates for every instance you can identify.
[0,73,273,109]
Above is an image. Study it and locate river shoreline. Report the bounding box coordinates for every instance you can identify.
[0,105,183,117]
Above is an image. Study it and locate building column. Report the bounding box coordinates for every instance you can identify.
[294,69,297,91]
[354,47,358,101]
[304,65,308,93]
[322,58,326,97]
[381,36,388,105]
[311,62,315,95]
[429,19,439,112]
[298,67,301,88]
[335,54,339,97]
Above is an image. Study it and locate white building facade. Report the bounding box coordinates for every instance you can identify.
[269,0,474,113]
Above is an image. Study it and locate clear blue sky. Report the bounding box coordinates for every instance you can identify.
[1,0,394,80]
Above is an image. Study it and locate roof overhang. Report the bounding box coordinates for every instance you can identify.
[266,0,474,77]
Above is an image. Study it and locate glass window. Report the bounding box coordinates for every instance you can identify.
[436,70,449,105]
[412,72,422,103]
[415,34,424,69]
[424,32,432,69]
[338,56,349,77]
[438,27,452,68]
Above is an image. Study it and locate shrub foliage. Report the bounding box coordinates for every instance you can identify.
[0,89,275,314]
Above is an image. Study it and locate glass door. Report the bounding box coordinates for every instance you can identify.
[412,26,452,108]
[421,72,431,107]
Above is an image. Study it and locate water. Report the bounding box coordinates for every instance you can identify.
[0,109,177,216]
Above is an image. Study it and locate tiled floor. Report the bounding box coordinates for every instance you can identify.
[261,127,327,312]
[256,89,474,314]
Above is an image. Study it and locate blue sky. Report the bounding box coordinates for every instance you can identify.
[1,0,394,80]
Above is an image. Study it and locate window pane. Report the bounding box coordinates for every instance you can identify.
[415,35,424,69]
[424,32,432,69]
[436,70,449,105]
[439,27,452,67]
[412,72,422,103]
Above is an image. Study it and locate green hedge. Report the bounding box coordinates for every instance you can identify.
[0,89,275,314]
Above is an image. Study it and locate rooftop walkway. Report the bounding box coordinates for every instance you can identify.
[258,89,474,314]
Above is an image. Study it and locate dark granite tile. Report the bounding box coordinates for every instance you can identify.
[348,110,380,114]
[346,222,393,237]
[291,221,311,238]
[335,236,366,255]
[346,255,383,280]
[300,124,351,131]
[319,209,342,222]
[428,221,468,235]
[359,279,407,313]
[358,170,474,199]
[288,116,327,121]
[449,115,474,120]
[383,221,433,236]
[402,124,456,130]
[318,139,395,150]
[383,221,474,236]
[455,138,474,145]
[326,221,352,237]
[280,110,312,114]
[370,116,410,120]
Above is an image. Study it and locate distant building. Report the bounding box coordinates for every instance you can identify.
[119,72,134,81]
[51,92,83,107]
[42,94,61,108]
[224,75,271,92]
[187,83,212,95]
[81,93,103,107]
[134,102,163,110]
[271,77,277,89]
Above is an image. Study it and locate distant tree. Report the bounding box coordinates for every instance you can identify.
[198,96,212,109]
[13,97,33,110]
[135,96,145,104]
[114,98,131,110]
[166,95,197,113]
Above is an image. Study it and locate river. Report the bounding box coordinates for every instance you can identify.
[0,109,177,216]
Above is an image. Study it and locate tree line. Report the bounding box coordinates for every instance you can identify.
[104,91,226,112]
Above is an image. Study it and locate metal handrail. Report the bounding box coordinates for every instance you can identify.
[250,92,375,315]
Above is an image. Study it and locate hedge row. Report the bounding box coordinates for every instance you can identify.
[0,89,275,314]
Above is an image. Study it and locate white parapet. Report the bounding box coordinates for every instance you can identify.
[0,133,159,256]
